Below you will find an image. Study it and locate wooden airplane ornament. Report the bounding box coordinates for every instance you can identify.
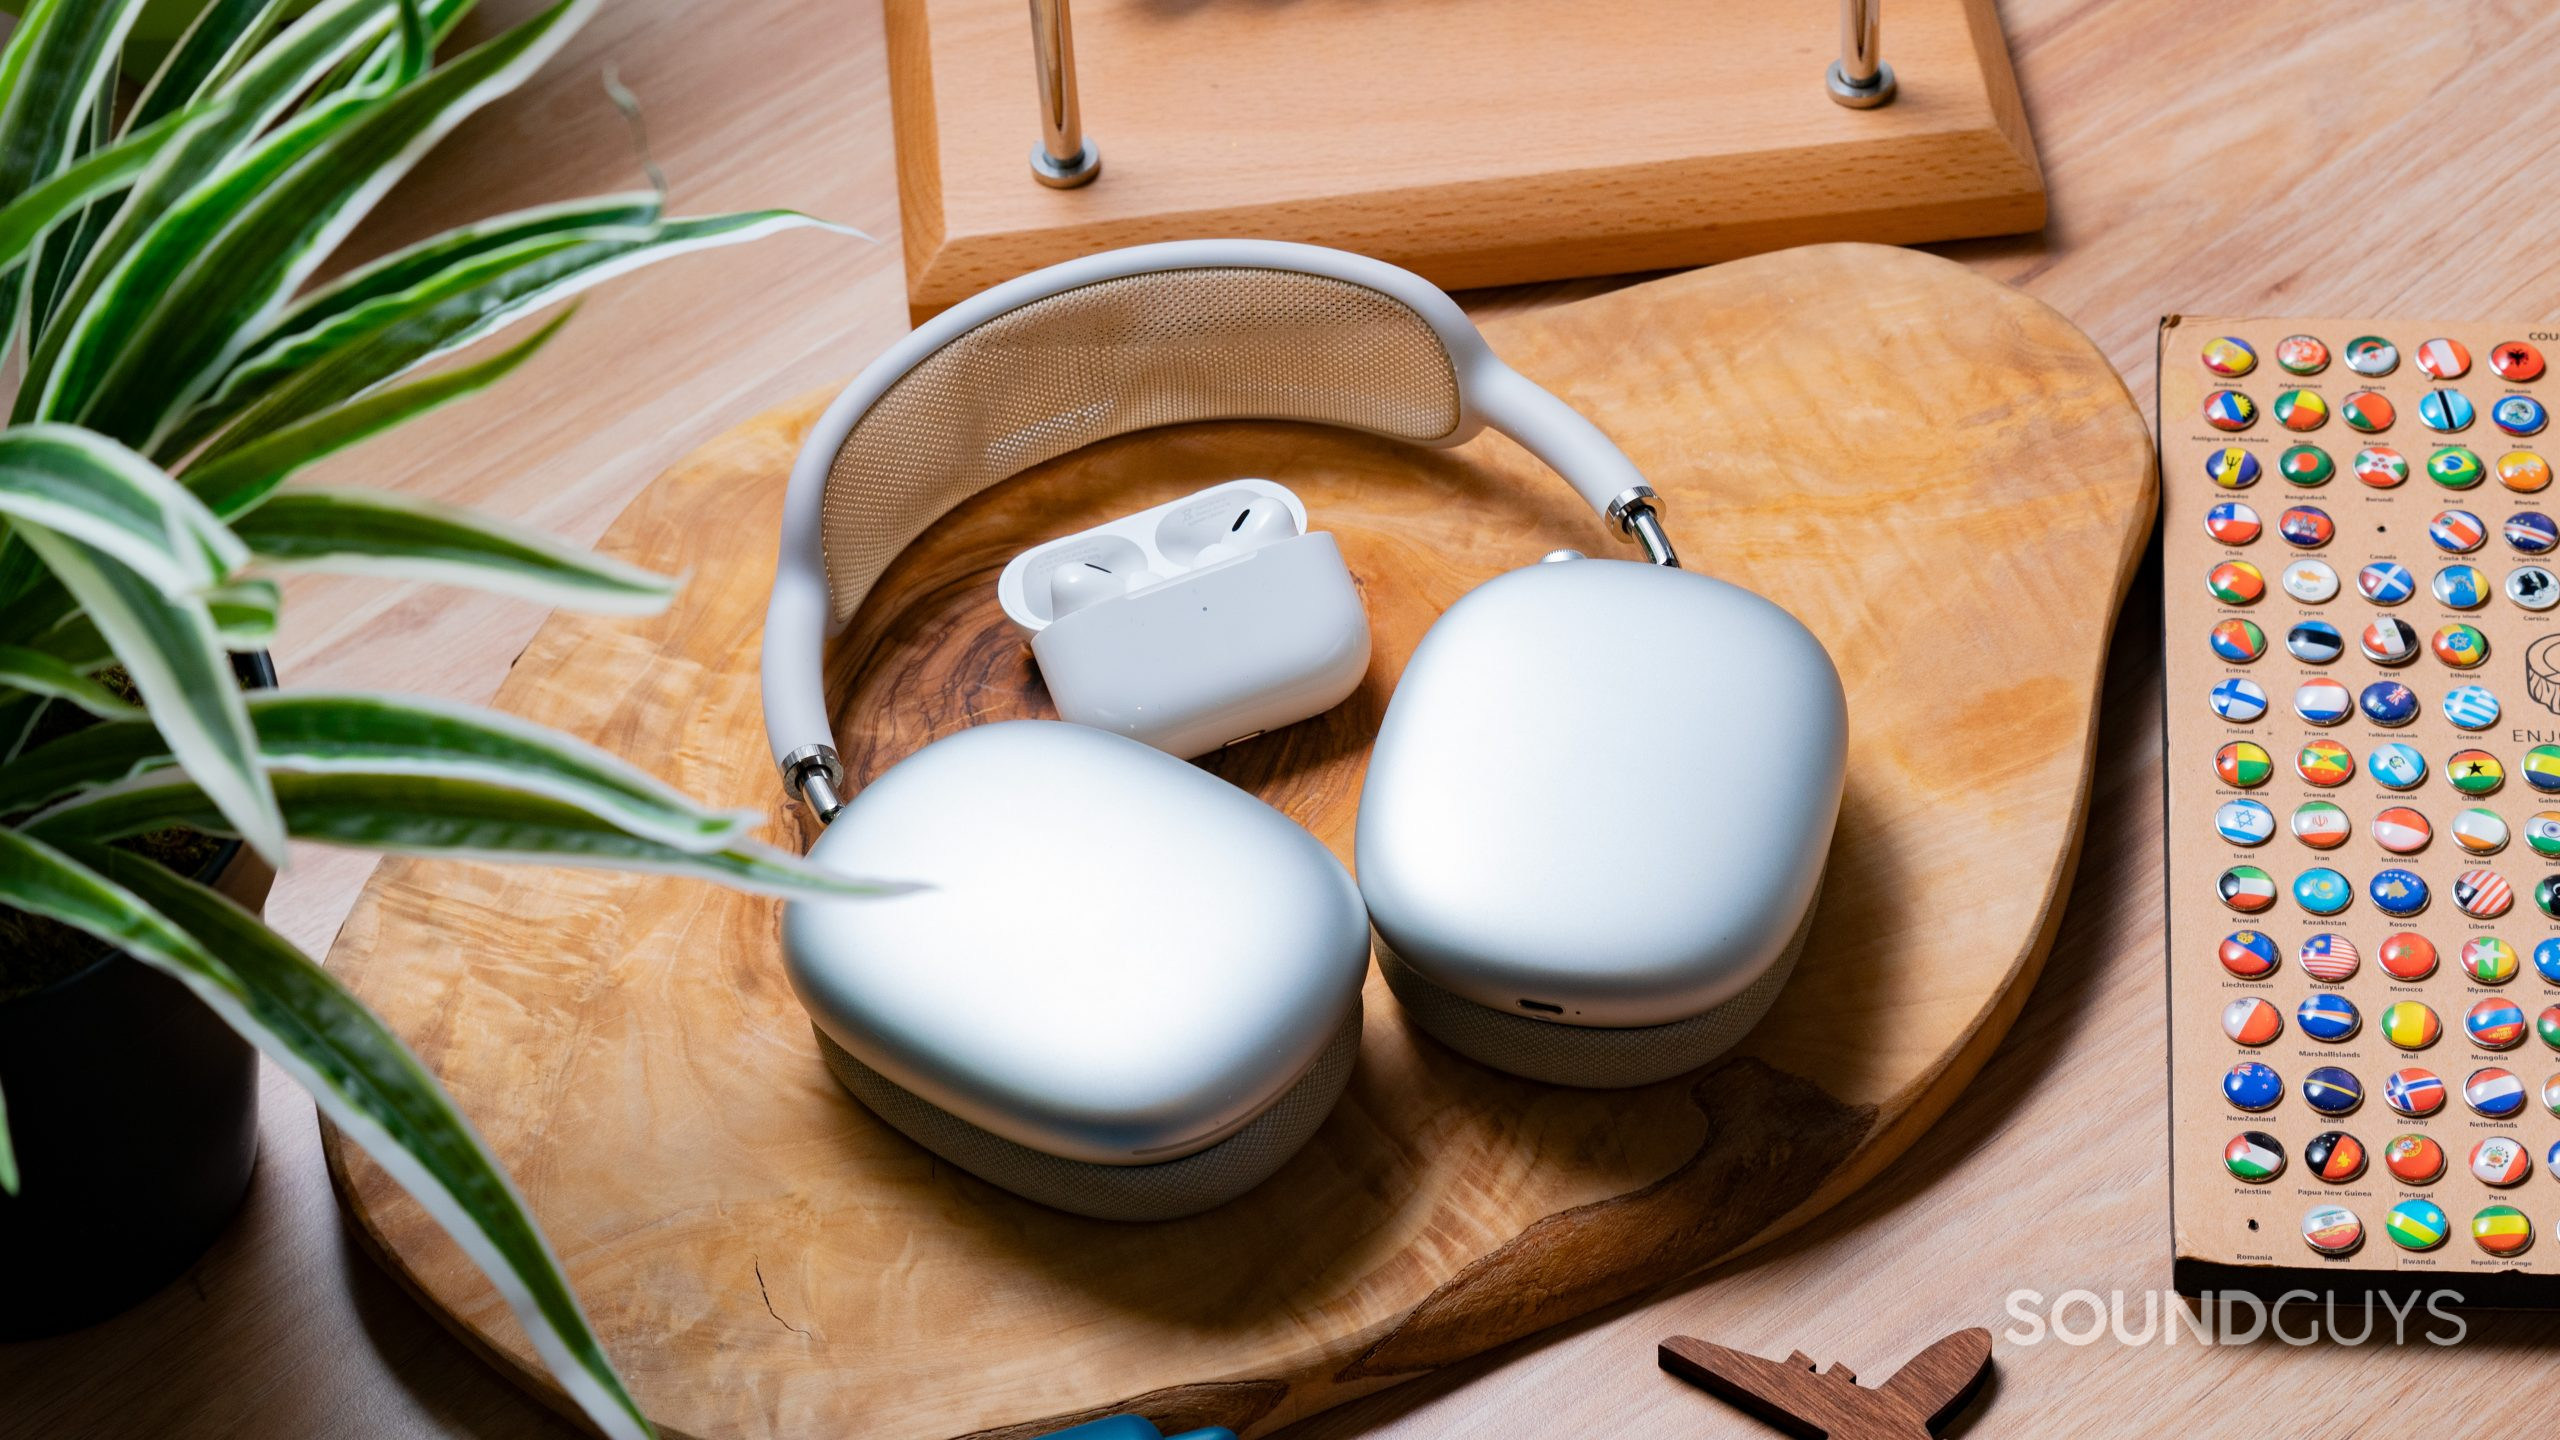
[1658,1327,1994,1440]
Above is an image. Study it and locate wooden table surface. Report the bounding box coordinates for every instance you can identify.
[11,1,2560,1436]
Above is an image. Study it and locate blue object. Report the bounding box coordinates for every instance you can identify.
[1037,1418,1238,1440]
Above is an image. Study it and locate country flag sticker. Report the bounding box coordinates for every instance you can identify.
[2385,1067,2445,1115]
[2369,867,2430,916]
[2529,812,2560,857]
[2539,937,2560,985]
[2297,932,2358,981]
[2367,743,2427,790]
[2279,335,2331,374]
[2466,997,2527,1048]
[2224,1131,2285,1183]
[2371,806,2431,854]
[2429,445,2485,487]
[2210,677,2269,721]
[2281,443,2335,484]
[2527,745,2560,791]
[2208,559,2265,604]
[2417,337,2472,379]
[2472,1205,2533,1257]
[2204,390,2257,430]
[2466,1066,2527,1118]
[2294,868,2352,916]
[2463,935,2519,983]
[2443,684,2500,729]
[2223,996,2283,1047]
[2205,499,2261,543]
[2215,798,2276,846]
[2431,508,2487,552]
[2219,930,2282,978]
[2344,391,2397,433]
[2302,1204,2364,1255]
[2387,1198,2449,1252]
[2353,680,2414,726]
[2296,739,2354,787]
[2346,335,2400,375]
[2451,808,2509,855]
[2495,395,2548,438]
[2379,932,2438,980]
[2218,740,2274,787]
[2306,1131,2365,1183]
[2448,748,2504,795]
[2385,1130,2446,1179]
[2280,504,2334,547]
[2470,1136,2532,1188]
[2206,446,2261,488]
[2420,388,2477,433]
[2295,678,2354,726]
[2506,510,2560,553]
[2219,864,2279,913]
[2275,388,2329,431]
[2202,336,2258,376]
[2355,445,2408,485]
[2499,449,2553,492]
[2454,869,2514,920]
[2296,992,2360,1042]
[2291,801,2351,850]
[2357,560,2416,603]
[2381,1001,2442,1052]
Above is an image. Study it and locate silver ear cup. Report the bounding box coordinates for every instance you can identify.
[1377,886,1818,1089]
[811,999,1363,1222]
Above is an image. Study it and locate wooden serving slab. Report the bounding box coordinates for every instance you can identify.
[321,244,2151,1440]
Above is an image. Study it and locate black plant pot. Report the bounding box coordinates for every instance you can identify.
[0,652,276,1340]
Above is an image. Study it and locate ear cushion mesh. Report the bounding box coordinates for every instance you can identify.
[820,267,1462,627]
[811,998,1363,1222]
[1377,887,1819,1089]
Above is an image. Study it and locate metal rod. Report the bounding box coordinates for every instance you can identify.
[1826,0,1896,108]
[1027,0,1101,187]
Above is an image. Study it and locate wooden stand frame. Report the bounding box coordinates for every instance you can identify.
[886,0,2046,318]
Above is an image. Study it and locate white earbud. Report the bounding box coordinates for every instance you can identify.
[1048,560,1133,619]
[1191,501,1301,567]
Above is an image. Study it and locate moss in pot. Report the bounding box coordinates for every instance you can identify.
[0,1,886,1430]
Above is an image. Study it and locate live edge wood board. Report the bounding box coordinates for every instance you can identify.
[321,245,2151,1440]
[886,0,2046,319]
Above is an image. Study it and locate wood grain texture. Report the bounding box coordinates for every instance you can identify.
[315,241,2151,1439]
[887,0,2046,316]
[29,5,2560,1440]
[1659,1327,1994,1439]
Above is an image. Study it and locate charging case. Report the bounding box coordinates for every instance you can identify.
[996,481,1371,758]
[784,720,1371,1219]
[1356,557,1846,1087]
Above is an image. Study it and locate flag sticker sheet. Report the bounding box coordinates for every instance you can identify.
[2164,316,2560,1300]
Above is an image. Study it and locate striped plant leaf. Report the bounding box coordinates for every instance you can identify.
[0,0,145,343]
[66,0,597,451]
[5,574,275,667]
[28,769,903,899]
[0,643,140,722]
[230,486,680,614]
[125,0,292,133]
[0,690,756,848]
[0,424,242,594]
[182,308,573,518]
[240,191,661,359]
[0,104,215,273]
[18,0,404,423]
[179,210,842,461]
[0,830,653,1440]
[13,528,283,864]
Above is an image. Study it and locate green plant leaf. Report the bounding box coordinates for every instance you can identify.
[243,191,660,359]
[126,0,292,134]
[0,828,654,1440]
[183,308,573,518]
[65,0,599,451]
[0,424,243,594]
[0,0,147,344]
[180,209,843,460]
[28,769,903,899]
[231,486,680,614]
[0,1070,17,1197]
[0,104,214,274]
[12,528,283,864]
[8,575,278,674]
[19,0,405,423]
[0,642,140,721]
[0,690,758,847]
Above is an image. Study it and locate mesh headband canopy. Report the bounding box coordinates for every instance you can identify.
[817,266,1464,628]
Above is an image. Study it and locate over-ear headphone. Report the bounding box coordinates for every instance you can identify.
[762,241,1846,1220]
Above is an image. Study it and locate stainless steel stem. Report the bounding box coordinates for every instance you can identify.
[1027,0,1101,187]
[1826,0,1897,108]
